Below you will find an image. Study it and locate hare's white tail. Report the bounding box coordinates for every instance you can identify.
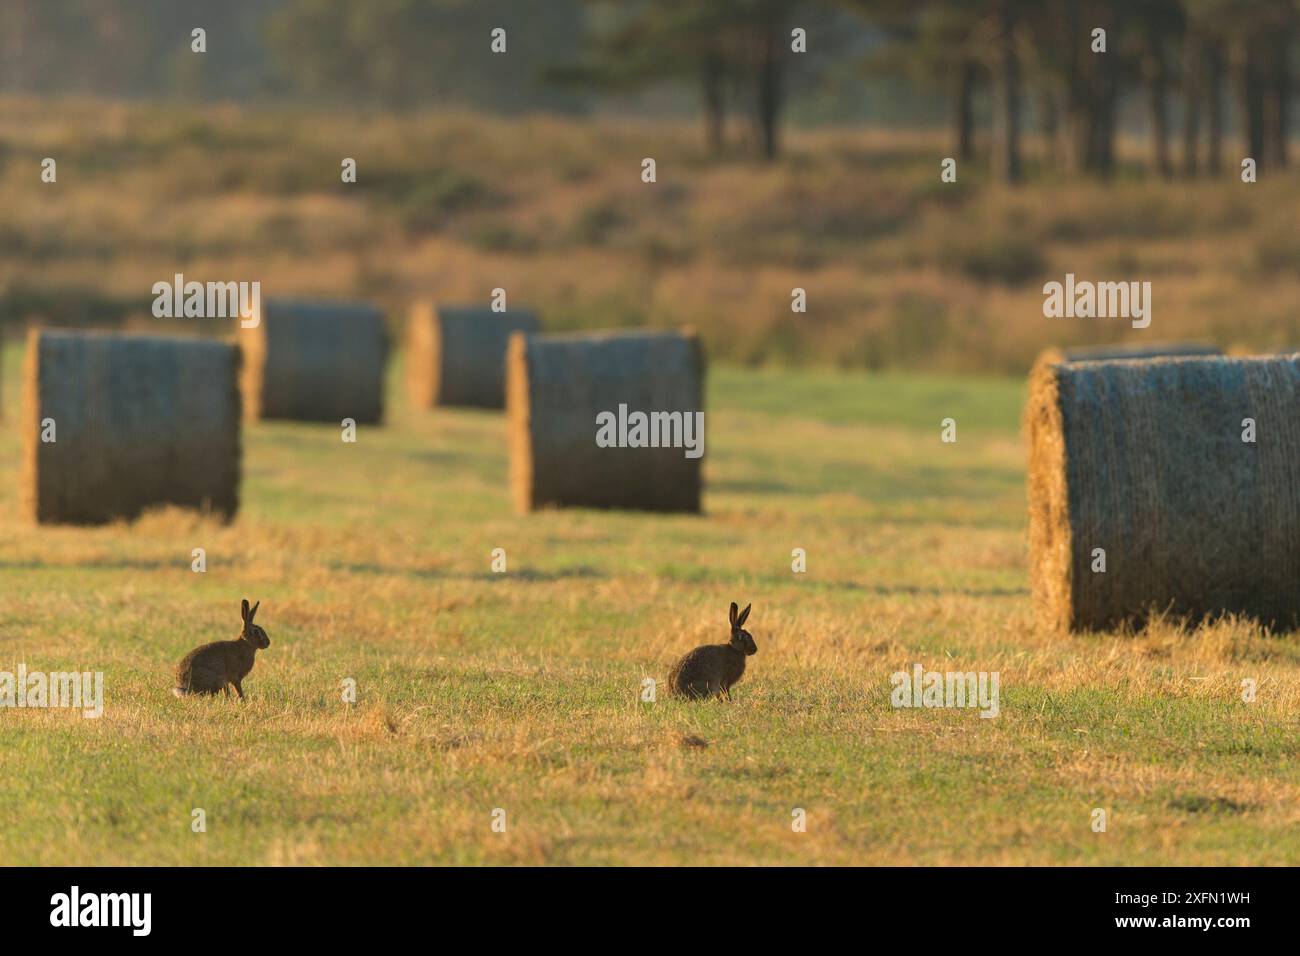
[172,687,190,698]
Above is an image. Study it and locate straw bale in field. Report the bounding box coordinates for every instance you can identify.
[22,328,241,524]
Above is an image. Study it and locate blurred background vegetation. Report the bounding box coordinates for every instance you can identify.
[0,0,1296,372]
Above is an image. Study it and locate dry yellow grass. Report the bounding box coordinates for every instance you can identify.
[2,342,1299,864]
[3,98,1297,373]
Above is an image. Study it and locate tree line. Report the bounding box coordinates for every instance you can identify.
[569,0,1295,177]
[1,0,1294,178]
[865,0,1297,181]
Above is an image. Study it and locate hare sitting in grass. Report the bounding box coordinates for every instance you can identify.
[668,602,757,700]
[174,599,271,699]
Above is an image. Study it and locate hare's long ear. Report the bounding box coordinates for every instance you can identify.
[736,603,752,628]
[729,602,739,627]
[241,599,250,623]
[248,600,260,623]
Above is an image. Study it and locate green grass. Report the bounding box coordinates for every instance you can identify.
[1,341,1298,865]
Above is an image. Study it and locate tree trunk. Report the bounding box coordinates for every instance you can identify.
[1081,62,1119,178]
[754,21,782,161]
[1234,35,1266,169]
[1144,29,1171,178]
[953,61,976,161]
[1181,34,1202,176]
[1062,0,1084,173]
[1263,33,1290,168]
[1094,90,1118,178]
[702,53,725,155]
[1040,89,1060,166]
[1094,0,1122,178]
[992,2,1021,184]
[1066,0,1119,178]
[1206,39,1224,174]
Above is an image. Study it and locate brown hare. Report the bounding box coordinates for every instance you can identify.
[668,602,757,700]
[174,599,271,699]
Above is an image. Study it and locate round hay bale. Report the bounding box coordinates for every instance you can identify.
[1045,342,1221,364]
[239,299,387,424]
[406,303,540,409]
[508,329,704,513]
[21,328,241,525]
[1026,352,1300,632]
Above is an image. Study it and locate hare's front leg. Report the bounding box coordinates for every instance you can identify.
[232,679,245,700]
[222,684,231,698]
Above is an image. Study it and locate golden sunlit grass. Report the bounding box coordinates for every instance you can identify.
[2,343,1300,864]
[2,98,1298,372]
[2,99,1297,864]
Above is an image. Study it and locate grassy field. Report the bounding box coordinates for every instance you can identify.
[3,340,1299,865]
